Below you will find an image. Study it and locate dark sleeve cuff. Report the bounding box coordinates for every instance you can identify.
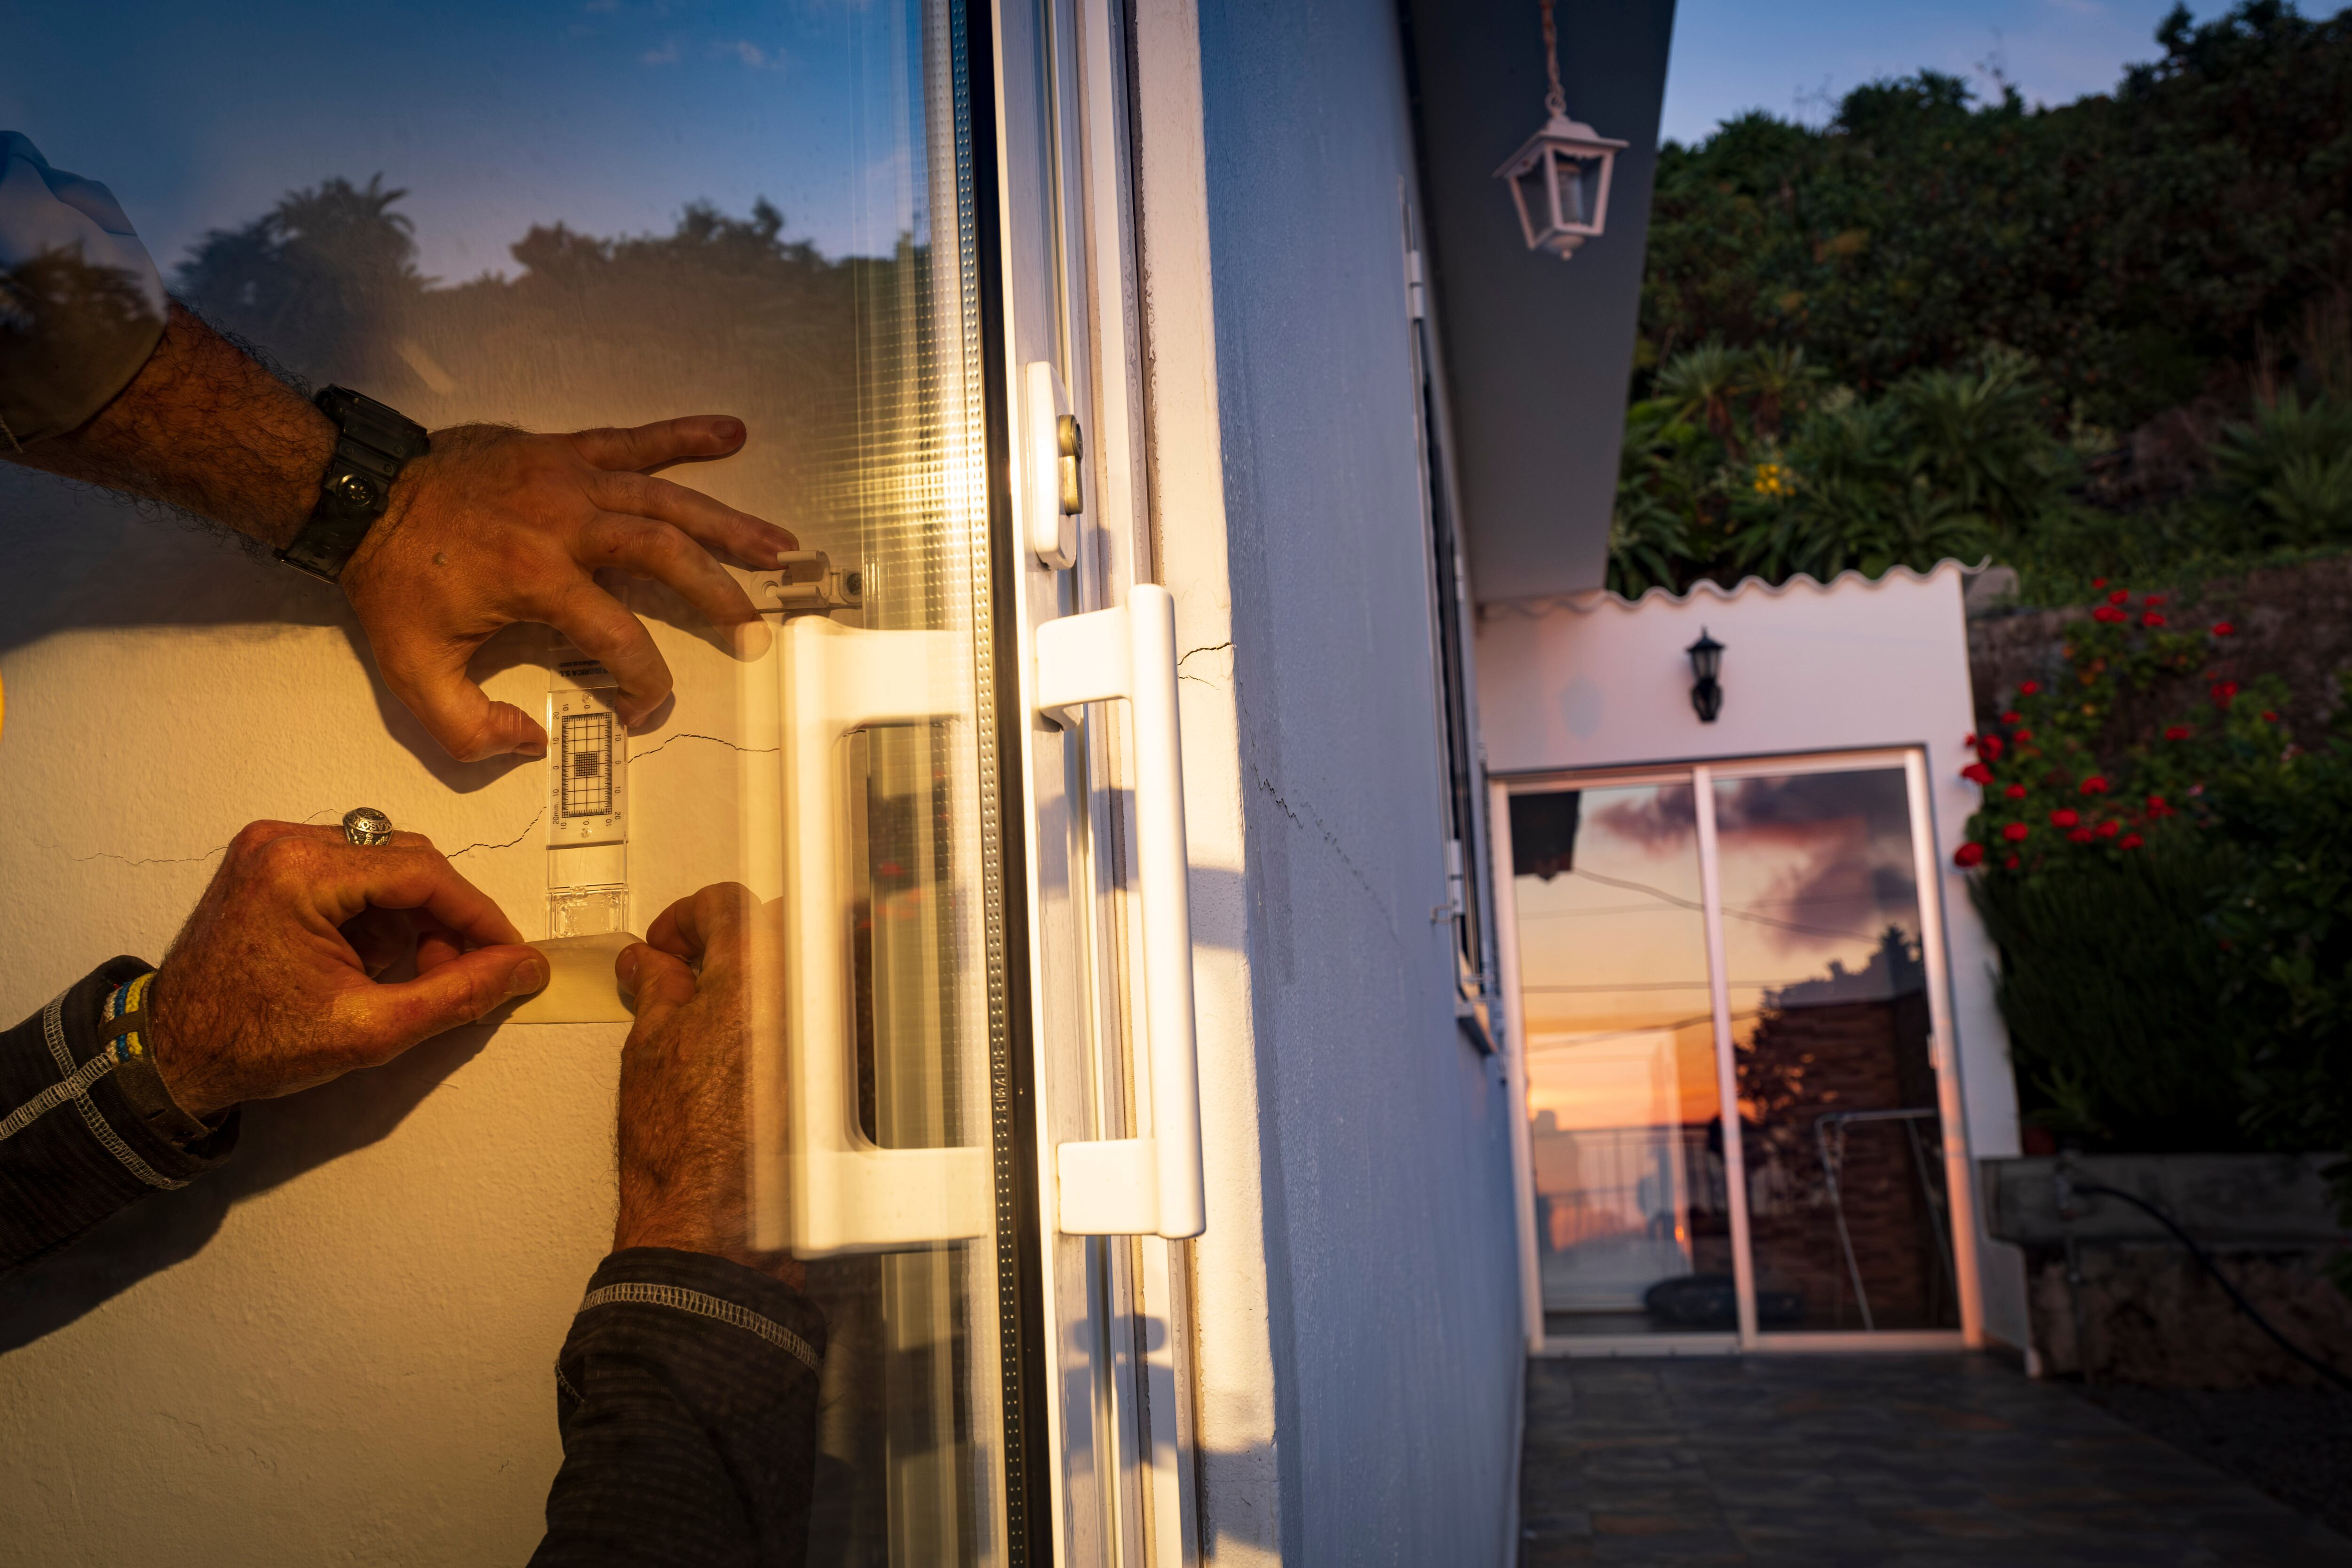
[0,957,238,1272]
[532,1250,827,1568]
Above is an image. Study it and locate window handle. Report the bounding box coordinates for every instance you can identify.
[752,616,990,1257]
[1035,585,1207,1239]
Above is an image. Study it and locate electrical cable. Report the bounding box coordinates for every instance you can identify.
[2069,1178,2352,1393]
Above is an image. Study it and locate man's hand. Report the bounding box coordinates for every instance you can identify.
[612,883,795,1281]
[144,821,548,1121]
[8,303,798,764]
[342,419,798,762]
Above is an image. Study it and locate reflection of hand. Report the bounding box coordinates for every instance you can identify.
[145,822,547,1120]
[341,418,798,762]
[613,883,796,1281]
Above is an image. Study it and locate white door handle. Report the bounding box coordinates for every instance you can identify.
[760,615,990,1258]
[1035,585,1206,1239]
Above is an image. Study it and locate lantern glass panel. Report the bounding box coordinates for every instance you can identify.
[1554,151,1603,231]
[1513,159,1550,243]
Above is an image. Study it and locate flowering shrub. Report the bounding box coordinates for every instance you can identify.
[1952,589,2289,874]
[1957,588,2352,1194]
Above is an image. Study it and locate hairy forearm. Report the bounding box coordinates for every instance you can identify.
[7,301,331,551]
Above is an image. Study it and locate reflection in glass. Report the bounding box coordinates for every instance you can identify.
[16,0,1016,1560]
[1510,785,1730,1337]
[1713,769,1959,1332]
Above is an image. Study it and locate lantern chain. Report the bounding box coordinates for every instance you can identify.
[1540,0,1566,119]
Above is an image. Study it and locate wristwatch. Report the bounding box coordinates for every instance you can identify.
[277,386,431,583]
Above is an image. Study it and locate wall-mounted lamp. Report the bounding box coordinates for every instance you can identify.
[1494,0,1629,260]
[1687,629,1724,723]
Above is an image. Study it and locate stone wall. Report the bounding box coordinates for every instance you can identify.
[2025,1245,2352,1388]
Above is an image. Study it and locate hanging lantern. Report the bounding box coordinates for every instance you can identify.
[1494,0,1628,260]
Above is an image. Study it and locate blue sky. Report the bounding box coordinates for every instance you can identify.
[2,0,2259,279]
[1659,0,2233,146]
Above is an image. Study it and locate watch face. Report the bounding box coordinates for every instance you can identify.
[336,474,374,507]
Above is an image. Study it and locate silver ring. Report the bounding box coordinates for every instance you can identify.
[342,807,394,847]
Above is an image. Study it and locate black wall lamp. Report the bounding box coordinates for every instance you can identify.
[1687,629,1724,722]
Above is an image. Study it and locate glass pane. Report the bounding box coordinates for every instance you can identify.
[3,2,1017,1562]
[1510,784,1730,1337]
[1712,768,1960,1333]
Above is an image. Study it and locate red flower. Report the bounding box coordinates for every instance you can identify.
[1979,735,2005,761]
[2015,730,2034,743]
[2005,854,2022,869]
[2119,833,2144,850]
[2095,820,2121,839]
[2019,680,2041,696]
[2080,775,2109,795]
[2004,783,2028,800]
[2142,611,2168,628]
[2068,827,2096,844]
[2050,808,2081,828]
[2211,621,2235,637]
[2144,595,2168,607]
[1953,842,1986,868]
[2002,822,2031,843]
[2000,710,2022,725]
[2164,724,2192,741]
[2091,577,2108,588]
[2092,605,2128,624]
[2107,589,2130,605]
[2211,681,2239,707]
[1962,762,1994,785]
[2146,794,2171,816]
[2261,710,2279,724]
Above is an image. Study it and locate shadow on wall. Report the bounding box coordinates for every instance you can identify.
[0,995,549,1353]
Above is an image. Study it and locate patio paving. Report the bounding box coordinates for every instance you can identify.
[1518,1353,2352,1567]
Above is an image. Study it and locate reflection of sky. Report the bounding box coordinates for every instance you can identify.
[4,0,912,281]
[1511,770,1924,1129]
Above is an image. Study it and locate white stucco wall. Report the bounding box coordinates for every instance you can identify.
[0,480,770,1562]
[1474,565,2031,1353]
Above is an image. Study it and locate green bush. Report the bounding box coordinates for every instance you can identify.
[1638,2,2352,429]
[1971,836,2253,1150]
[1954,596,2352,1163]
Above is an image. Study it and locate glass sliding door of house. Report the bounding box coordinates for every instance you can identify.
[10,0,1189,1560]
[1494,752,1982,1353]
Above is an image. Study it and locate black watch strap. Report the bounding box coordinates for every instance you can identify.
[278,386,430,583]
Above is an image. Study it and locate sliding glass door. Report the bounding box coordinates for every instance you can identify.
[6,0,1188,1560]
[1496,752,1980,1350]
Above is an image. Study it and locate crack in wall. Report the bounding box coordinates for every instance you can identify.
[48,731,780,874]
[1178,640,1233,688]
[1250,765,1403,956]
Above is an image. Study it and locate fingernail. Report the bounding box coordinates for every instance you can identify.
[715,418,745,445]
[510,955,550,997]
[733,618,773,659]
[617,947,641,987]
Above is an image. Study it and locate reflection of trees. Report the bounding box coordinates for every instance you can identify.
[178,175,425,388]
[170,179,913,552]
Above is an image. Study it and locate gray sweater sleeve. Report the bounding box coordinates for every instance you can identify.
[0,957,238,1272]
[0,132,169,449]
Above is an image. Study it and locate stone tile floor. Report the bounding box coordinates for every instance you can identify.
[1518,1353,2352,1566]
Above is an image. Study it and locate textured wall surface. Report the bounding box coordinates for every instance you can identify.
[1192,1,1528,1560]
[0,477,761,1565]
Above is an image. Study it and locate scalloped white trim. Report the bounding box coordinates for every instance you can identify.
[1480,557,1993,620]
